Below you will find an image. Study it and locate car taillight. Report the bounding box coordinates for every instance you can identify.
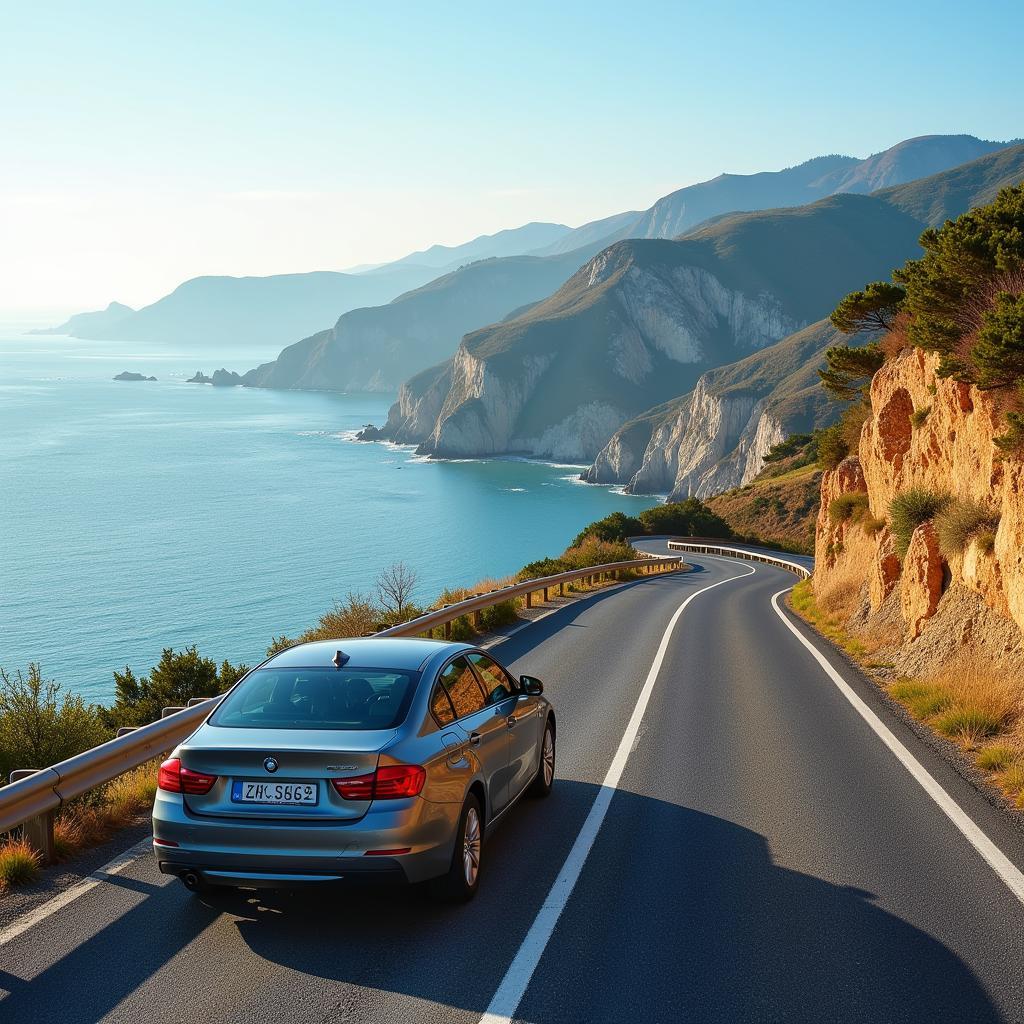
[157,757,217,795]
[331,764,425,801]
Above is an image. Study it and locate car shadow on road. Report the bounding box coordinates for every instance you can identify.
[0,784,1002,1024]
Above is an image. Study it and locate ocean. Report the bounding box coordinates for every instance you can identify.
[0,326,657,703]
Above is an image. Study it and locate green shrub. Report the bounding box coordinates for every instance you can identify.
[818,340,887,401]
[910,406,931,428]
[995,408,1024,455]
[828,492,869,524]
[971,291,1024,390]
[478,600,519,631]
[816,423,849,470]
[933,498,1000,558]
[976,529,997,555]
[638,498,732,538]
[572,511,643,547]
[447,616,476,642]
[889,487,951,558]
[763,433,813,464]
[0,665,109,782]
[103,647,248,729]
[518,556,568,580]
[895,184,1024,378]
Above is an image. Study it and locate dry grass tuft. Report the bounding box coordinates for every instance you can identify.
[976,744,1020,773]
[52,763,159,860]
[0,839,41,890]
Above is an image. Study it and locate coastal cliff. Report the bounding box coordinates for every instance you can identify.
[813,347,1024,674]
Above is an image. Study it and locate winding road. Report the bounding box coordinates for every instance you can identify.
[3,543,1024,1023]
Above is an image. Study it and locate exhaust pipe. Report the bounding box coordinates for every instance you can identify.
[181,870,202,891]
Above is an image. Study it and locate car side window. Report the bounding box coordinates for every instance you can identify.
[438,657,487,719]
[430,682,456,726]
[468,653,517,705]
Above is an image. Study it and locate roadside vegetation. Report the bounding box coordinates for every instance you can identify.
[0,502,715,888]
[792,187,1024,810]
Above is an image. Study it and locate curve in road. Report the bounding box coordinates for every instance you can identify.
[2,546,1023,1024]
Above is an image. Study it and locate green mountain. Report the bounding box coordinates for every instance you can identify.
[373,143,1024,464]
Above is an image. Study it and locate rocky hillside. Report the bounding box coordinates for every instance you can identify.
[243,244,609,393]
[579,144,1024,494]
[814,347,1024,675]
[584,320,850,498]
[365,190,927,461]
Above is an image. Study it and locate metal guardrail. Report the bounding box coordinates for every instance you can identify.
[0,552,682,856]
[666,540,812,579]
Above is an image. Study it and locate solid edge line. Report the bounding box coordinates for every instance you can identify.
[770,587,1024,905]
[0,837,153,947]
[477,561,757,1024]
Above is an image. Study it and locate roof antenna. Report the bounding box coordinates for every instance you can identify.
[332,649,349,669]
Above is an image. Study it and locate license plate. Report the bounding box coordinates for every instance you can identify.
[231,781,318,805]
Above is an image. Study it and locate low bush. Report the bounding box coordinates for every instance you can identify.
[828,492,869,524]
[479,600,519,631]
[816,423,849,470]
[0,840,40,891]
[637,499,732,539]
[104,647,248,729]
[976,529,997,555]
[910,406,931,428]
[1002,763,1024,803]
[0,665,109,782]
[889,487,951,558]
[572,511,643,547]
[995,409,1024,456]
[933,499,1000,558]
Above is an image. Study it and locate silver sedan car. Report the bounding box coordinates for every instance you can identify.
[152,637,555,901]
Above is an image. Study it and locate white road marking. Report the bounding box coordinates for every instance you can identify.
[770,587,1024,906]
[0,838,153,947]
[478,561,757,1024]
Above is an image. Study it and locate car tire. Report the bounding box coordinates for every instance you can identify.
[433,793,483,903]
[528,720,555,798]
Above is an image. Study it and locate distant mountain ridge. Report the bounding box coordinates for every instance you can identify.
[31,301,135,337]
[242,242,612,392]
[363,142,1024,467]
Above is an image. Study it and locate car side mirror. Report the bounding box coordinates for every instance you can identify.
[520,675,544,696]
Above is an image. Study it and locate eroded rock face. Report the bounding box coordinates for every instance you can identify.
[900,523,945,640]
[870,531,902,612]
[813,346,1024,664]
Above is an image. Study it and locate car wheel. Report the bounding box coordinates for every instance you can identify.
[434,793,483,903]
[529,720,555,798]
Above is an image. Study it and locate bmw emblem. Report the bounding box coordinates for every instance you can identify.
[263,756,279,774]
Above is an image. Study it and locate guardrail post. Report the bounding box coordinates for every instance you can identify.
[543,586,550,602]
[472,610,481,630]
[443,621,452,640]
[9,769,55,864]
[161,706,186,718]
[559,581,565,597]
[525,591,532,608]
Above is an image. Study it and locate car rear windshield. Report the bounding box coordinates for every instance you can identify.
[209,667,419,730]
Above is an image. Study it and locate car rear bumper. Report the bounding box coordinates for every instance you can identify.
[152,789,457,886]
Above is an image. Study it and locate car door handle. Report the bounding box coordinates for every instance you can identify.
[468,732,481,746]
[506,716,517,729]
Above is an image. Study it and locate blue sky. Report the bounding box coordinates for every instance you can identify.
[3,0,1023,312]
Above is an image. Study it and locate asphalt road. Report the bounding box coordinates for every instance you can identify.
[3,546,1024,1023]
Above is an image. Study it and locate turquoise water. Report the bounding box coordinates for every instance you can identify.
[1,327,657,704]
